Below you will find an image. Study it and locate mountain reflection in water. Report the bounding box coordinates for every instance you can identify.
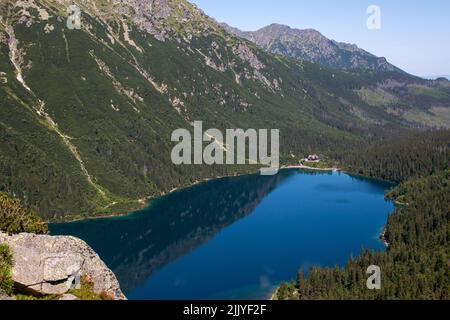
[51,169,393,299]
[51,170,297,293]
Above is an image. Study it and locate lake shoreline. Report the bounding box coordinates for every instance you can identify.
[281,164,339,172]
[52,165,342,224]
[50,169,260,224]
[51,167,394,300]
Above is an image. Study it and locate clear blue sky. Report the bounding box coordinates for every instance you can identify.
[189,0,450,77]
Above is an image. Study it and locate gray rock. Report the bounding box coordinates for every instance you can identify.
[59,294,78,301]
[221,22,402,73]
[0,232,126,300]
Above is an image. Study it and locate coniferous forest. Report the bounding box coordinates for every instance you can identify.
[1,0,450,302]
[276,131,450,300]
[336,130,450,183]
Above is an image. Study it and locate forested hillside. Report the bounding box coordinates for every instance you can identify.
[337,130,450,182]
[277,170,449,300]
[276,131,450,300]
[0,0,379,220]
[0,0,449,221]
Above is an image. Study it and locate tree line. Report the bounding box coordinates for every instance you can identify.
[277,130,450,300]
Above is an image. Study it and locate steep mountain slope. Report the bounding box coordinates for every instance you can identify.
[222,22,450,129]
[0,0,449,220]
[221,23,402,73]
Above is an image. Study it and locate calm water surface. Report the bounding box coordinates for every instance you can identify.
[50,169,394,300]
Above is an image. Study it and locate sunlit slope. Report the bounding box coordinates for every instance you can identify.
[0,0,449,219]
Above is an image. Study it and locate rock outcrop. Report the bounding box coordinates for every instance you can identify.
[0,232,126,300]
[221,22,402,73]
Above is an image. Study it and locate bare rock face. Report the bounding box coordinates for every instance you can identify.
[0,232,126,300]
[221,22,401,73]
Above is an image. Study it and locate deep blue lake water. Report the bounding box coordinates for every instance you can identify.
[50,169,394,300]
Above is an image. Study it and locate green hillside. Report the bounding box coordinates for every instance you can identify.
[276,170,450,300]
[0,0,449,220]
[276,130,450,300]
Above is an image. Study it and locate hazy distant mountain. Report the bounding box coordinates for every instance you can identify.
[423,75,450,80]
[221,23,403,73]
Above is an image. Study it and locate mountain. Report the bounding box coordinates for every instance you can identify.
[221,22,450,130]
[220,23,402,73]
[424,75,450,80]
[0,0,449,220]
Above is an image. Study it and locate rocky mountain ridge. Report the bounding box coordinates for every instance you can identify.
[0,0,449,220]
[220,22,402,73]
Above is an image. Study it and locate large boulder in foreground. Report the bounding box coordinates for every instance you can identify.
[0,232,126,300]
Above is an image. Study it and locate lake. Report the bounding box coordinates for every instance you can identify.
[50,169,394,300]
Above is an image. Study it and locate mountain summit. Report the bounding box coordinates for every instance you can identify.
[221,23,402,73]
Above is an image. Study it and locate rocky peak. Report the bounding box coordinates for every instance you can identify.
[2,0,212,38]
[221,22,402,73]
